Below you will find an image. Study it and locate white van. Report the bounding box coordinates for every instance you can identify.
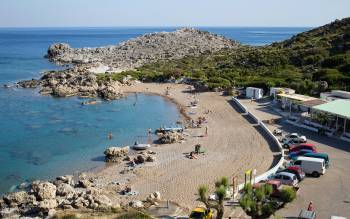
[293,157,326,177]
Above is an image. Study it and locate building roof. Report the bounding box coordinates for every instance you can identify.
[313,99,350,119]
[301,99,328,108]
[277,93,317,102]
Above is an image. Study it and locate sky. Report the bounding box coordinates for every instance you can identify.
[0,0,349,27]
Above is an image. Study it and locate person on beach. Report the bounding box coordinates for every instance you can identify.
[307,201,314,211]
[205,126,208,137]
[108,131,113,140]
[195,143,201,154]
[147,128,152,144]
[189,151,197,159]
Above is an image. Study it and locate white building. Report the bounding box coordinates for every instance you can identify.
[320,90,350,101]
[270,87,295,100]
[246,87,263,99]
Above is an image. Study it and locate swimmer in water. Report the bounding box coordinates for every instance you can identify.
[108,132,113,140]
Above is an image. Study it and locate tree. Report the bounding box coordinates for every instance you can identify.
[280,187,296,204]
[197,177,229,219]
[239,183,279,219]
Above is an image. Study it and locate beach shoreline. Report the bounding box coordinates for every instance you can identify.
[82,82,275,209]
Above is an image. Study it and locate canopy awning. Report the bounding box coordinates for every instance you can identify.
[277,93,317,102]
[313,99,350,119]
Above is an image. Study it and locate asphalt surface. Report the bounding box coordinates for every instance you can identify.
[241,99,350,219]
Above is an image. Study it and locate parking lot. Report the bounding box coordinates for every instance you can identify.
[241,99,350,218]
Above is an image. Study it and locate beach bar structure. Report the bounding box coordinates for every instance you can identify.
[277,93,318,112]
[311,100,350,139]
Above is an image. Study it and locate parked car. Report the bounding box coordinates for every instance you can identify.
[273,129,283,136]
[189,207,214,219]
[288,149,315,159]
[282,133,307,143]
[271,172,298,186]
[278,165,306,182]
[302,153,330,168]
[290,143,317,153]
[282,138,305,149]
[292,157,326,177]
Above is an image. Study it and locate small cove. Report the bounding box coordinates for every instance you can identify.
[0,27,308,194]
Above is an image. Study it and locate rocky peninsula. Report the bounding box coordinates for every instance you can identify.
[17,28,239,100]
[45,28,238,70]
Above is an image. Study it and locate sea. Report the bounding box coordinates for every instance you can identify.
[0,27,310,194]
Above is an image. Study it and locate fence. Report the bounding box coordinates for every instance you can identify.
[232,98,285,191]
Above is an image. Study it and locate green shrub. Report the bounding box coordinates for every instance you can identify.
[262,202,274,216]
[255,186,265,202]
[280,187,296,203]
[239,193,255,212]
[322,54,350,68]
[263,184,273,196]
[215,176,229,188]
[243,183,253,194]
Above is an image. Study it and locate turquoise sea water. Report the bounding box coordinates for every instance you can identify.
[0,27,309,194]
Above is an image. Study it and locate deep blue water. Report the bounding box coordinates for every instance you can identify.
[0,27,309,194]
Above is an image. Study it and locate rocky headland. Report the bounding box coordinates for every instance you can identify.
[17,28,239,100]
[45,28,239,70]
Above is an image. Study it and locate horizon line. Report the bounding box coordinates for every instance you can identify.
[0,25,314,29]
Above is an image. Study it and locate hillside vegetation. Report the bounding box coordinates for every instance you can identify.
[101,17,350,95]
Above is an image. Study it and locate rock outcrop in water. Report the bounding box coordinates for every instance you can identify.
[104,146,129,162]
[18,66,123,100]
[46,28,239,72]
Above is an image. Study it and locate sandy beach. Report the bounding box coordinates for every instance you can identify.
[84,82,275,210]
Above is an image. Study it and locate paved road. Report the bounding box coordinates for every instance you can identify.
[242,99,350,219]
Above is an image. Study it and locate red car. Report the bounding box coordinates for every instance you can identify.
[289,143,317,153]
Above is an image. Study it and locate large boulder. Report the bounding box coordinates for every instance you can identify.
[0,207,20,218]
[97,81,123,100]
[52,85,78,97]
[3,191,36,207]
[158,131,184,144]
[104,146,129,162]
[72,197,89,209]
[56,183,76,199]
[78,179,94,188]
[55,175,74,186]
[47,43,72,59]
[129,200,144,208]
[93,194,111,207]
[17,79,40,88]
[38,199,58,212]
[31,181,57,200]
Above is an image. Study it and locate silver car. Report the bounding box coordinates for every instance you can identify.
[272,172,298,186]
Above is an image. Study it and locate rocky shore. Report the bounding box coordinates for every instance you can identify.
[0,174,115,218]
[17,66,124,100]
[16,28,239,100]
[0,146,159,218]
